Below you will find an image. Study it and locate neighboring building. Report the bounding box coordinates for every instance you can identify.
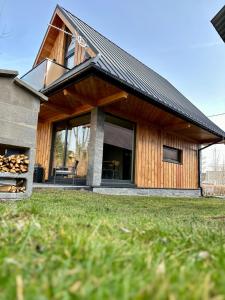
[203,170,225,185]
[22,5,225,196]
[211,5,225,42]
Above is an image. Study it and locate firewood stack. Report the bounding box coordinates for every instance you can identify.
[0,154,29,174]
[0,184,25,193]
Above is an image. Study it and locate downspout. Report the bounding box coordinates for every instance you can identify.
[198,138,224,196]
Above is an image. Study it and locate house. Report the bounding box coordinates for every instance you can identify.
[211,5,225,42]
[203,170,225,185]
[22,5,225,196]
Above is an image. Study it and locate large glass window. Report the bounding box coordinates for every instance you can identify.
[102,115,134,181]
[52,115,90,181]
[53,129,66,168]
[66,124,90,177]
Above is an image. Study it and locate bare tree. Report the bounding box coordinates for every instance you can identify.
[211,147,220,172]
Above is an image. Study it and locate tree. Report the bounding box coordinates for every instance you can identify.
[211,147,220,172]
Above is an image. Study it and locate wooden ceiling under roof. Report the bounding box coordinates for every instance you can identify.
[39,75,221,144]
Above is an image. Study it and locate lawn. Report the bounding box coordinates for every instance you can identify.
[1,190,225,300]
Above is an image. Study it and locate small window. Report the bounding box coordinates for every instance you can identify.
[163,146,182,164]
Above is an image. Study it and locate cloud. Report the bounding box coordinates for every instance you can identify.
[159,40,223,53]
[189,41,223,49]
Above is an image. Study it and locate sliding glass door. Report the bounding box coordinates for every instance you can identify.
[51,114,90,183]
[102,115,135,182]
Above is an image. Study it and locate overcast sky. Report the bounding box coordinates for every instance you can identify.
[0,0,225,117]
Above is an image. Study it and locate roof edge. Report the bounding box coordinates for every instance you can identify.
[42,62,225,139]
[0,69,19,78]
[58,5,99,56]
[91,65,225,140]
[14,78,48,102]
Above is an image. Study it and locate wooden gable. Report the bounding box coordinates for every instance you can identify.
[34,7,96,67]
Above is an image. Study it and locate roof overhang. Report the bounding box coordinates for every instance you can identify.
[42,61,225,141]
[211,5,225,42]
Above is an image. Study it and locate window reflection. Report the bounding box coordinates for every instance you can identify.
[52,115,90,181]
[66,125,90,177]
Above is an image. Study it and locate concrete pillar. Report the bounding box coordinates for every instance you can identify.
[87,108,105,186]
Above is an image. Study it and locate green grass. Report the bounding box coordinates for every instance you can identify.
[1,190,225,299]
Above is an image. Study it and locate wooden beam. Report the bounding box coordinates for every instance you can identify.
[42,102,72,115]
[47,103,93,123]
[63,89,95,106]
[97,91,128,107]
[70,104,93,116]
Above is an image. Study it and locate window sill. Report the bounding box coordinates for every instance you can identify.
[163,159,182,165]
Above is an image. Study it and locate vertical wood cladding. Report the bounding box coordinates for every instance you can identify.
[135,122,198,189]
[35,122,52,179]
[48,30,65,64]
[36,119,199,187]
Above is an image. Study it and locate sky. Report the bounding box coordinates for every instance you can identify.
[0,0,225,118]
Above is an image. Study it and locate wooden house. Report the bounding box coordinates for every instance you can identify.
[22,5,225,196]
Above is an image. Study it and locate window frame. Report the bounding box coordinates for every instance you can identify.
[64,31,76,69]
[163,145,182,164]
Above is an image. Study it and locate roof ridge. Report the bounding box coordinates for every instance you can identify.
[59,6,169,80]
[60,6,200,110]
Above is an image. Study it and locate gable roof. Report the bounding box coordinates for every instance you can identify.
[44,5,225,139]
[211,5,225,42]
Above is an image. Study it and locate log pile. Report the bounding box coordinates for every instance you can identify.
[0,180,25,193]
[0,154,29,173]
[0,185,25,193]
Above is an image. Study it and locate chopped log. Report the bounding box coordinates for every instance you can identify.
[0,184,25,193]
[0,154,29,174]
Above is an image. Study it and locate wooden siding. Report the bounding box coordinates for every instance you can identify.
[48,29,65,64]
[35,121,52,179]
[135,121,198,189]
[35,9,96,67]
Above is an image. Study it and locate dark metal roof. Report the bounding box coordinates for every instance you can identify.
[47,5,225,138]
[211,5,225,42]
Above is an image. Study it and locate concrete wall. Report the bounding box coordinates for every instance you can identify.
[87,108,105,187]
[0,77,40,148]
[93,187,201,197]
[0,75,42,199]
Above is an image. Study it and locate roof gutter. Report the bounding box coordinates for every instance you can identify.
[42,61,97,96]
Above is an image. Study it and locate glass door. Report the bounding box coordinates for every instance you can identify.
[102,115,135,182]
[51,114,90,184]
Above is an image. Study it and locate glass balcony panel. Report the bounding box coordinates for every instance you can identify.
[21,59,68,91]
[45,61,67,87]
[21,60,47,91]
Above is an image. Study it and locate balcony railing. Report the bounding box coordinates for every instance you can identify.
[21,59,69,91]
